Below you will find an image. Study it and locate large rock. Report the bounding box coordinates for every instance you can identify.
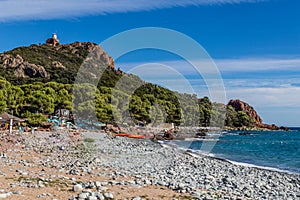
[54,41,115,69]
[227,99,284,130]
[228,99,263,125]
[15,62,48,78]
[73,184,83,192]
[0,54,49,78]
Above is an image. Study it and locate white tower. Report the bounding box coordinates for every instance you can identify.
[52,33,58,40]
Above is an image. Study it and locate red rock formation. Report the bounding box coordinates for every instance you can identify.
[227,99,288,130]
[228,99,262,125]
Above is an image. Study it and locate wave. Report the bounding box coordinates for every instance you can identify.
[225,159,298,175]
[182,138,220,142]
[161,140,300,175]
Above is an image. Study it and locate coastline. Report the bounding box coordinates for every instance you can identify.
[0,130,299,199]
[181,147,298,175]
[168,131,300,175]
[83,131,300,199]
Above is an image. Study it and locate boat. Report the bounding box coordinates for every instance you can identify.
[115,133,145,139]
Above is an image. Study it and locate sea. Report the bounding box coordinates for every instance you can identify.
[169,128,300,174]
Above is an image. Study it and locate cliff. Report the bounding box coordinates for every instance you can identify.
[228,99,288,130]
[228,99,262,126]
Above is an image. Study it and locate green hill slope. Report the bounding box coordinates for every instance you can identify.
[0,42,274,129]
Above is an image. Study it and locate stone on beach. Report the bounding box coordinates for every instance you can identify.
[73,184,83,192]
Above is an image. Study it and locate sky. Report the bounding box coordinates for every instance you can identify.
[0,0,299,126]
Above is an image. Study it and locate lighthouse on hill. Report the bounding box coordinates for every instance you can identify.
[46,33,60,46]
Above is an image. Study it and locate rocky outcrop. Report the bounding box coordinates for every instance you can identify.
[258,124,290,131]
[0,54,49,78]
[1,54,24,68]
[228,99,289,131]
[56,42,115,69]
[228,99,262,125]
[0,41,115,81]
[52,61,66,69]
[57,41,97,54]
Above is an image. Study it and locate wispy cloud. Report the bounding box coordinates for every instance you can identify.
[0,0,264,22]
[226,87,300,107]
[117,57,300,76]
[226,86,300,126]
[215,58,300,72]
[117,57,300,106]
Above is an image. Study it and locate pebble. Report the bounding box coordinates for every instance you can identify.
[103,192,114,199]
[87,196,97,200]
[5,130,299,200]
[0,193,10,199]
[78,193,89,199]
[73,184,83,192]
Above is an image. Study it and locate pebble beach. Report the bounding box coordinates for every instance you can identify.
[0,130,299,199]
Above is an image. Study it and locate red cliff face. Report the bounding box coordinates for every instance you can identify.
[228,99,263,125]
[227,99,288,130]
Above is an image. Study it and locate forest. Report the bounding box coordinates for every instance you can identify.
[0,42,254,128]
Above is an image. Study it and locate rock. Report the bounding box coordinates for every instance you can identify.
[259,123,280,130]
[98,186,108,192]
[228,99,262,125]
[0,193,8,198]
[206,175,215,181]
[228,99,281,130]
[126,180,135,185]
[157,181,166,186]
[96,193,105,200]
[21,172,28,176]
[95,181,101,187]
[0,154,8,158]
[82,189,91,193]
[52,61,65,69]
[73,184,83,192]
[103,192,114,199]
[191,192,201,198]
[78,193,89,199]
[0,54,49,78]
[13,191,21,195]
[279,126,290,131]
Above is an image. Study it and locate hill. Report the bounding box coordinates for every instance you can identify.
[0,41,282,129]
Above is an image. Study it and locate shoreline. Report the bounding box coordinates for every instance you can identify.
[164,138,300,175]
[0,130,299,199]
[82,131,300,199]
[184,148,299,175]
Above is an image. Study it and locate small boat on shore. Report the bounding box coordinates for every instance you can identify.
[115,133,146,139]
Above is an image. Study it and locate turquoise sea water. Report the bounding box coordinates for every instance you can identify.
[171,129,300,174]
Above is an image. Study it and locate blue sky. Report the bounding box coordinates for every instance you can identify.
[0,0,299,126]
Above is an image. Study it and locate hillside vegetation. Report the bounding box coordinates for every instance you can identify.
[0,42,257,128]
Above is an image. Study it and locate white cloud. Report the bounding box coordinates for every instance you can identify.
[117,57,300,106]
[117,57,300,76]
[215,58,300,72]
[226,87,300,107]
[0,0,264,22]
[224,78,300,88]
